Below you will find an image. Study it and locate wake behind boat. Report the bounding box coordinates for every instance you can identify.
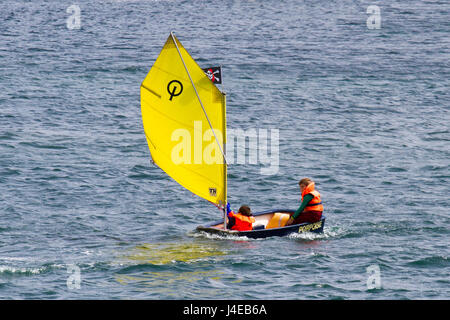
[140,32,325,239]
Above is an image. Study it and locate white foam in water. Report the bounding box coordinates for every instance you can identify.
[190,230,254,241]
[190,226,341,241]
[0,265,45,275]
[288,226,342,240]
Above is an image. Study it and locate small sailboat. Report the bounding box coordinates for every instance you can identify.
[140,32,325,239]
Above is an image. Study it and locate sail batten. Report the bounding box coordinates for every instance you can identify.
[141,33,227,208]
[141,84,161,99]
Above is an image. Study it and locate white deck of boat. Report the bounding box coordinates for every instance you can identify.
[211,212,291,230]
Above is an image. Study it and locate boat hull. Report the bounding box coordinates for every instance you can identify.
[196,209,325,239]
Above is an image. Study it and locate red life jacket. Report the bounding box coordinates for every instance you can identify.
[301,182,323,212]
[228,211,255,231]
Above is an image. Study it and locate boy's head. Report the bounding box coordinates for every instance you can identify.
[299,178,313,191]
[238,205,252,216]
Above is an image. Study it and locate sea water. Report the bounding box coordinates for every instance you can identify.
[0,0,448,299]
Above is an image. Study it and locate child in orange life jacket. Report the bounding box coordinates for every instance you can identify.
[226,203,255,231]
[285,178,323,226]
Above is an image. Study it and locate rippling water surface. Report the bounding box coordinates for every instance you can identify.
[0,0,449,299]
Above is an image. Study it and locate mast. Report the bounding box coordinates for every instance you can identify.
[171,32,228,229]
[222,93,227,230]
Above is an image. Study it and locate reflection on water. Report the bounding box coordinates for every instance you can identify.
[115,270,225,288]
[114,241,230,297]
[121,241,227,265]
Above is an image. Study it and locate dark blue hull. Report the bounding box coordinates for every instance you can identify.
[196,209,325,239]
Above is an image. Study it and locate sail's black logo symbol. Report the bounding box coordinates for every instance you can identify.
[167,80,183,101]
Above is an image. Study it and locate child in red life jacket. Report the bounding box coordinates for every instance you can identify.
[226,203,255,231]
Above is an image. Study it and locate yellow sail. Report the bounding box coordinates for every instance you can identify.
[141,33,227,207]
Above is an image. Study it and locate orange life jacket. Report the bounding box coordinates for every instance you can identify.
[301,182,323,212]
[228,211,255,231]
